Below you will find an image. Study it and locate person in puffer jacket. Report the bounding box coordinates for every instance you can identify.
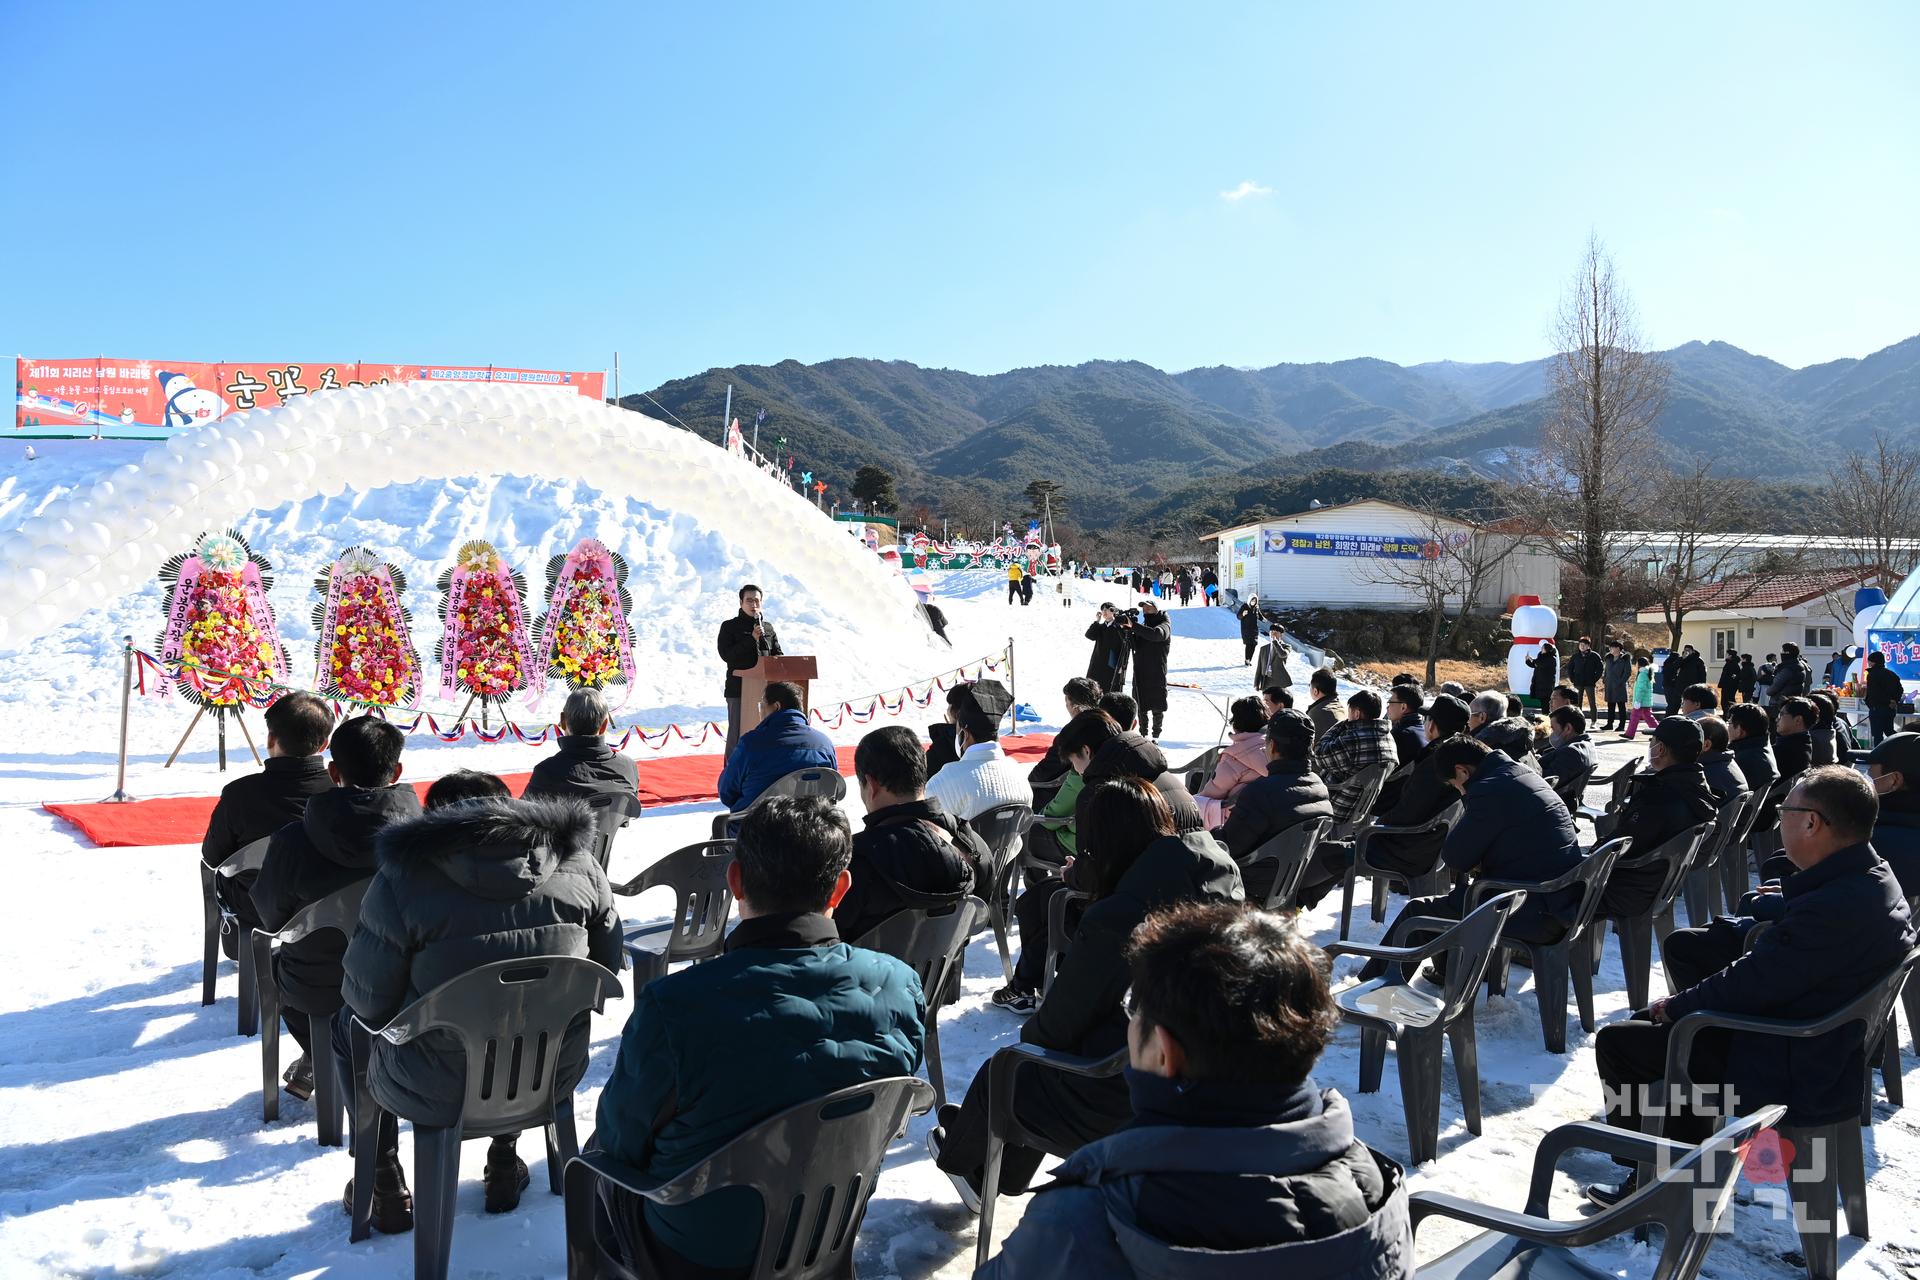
[341,778,622,1216]
[979,901,1411,1280]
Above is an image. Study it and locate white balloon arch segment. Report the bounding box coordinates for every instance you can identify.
[0,382,921,651]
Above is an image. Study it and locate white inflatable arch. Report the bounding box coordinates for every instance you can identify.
[0,382,920,650]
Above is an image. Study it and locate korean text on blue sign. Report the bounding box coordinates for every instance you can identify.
[1869,631,1920,680]
[1273,530,1432,559]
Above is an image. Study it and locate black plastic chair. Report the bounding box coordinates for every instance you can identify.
[1328,759,1393,841]
[850,897,984,1104]
[613,840,735,986]
[1041,888,1092,999]
[207,835,274,1034]
[1744,770,1804,870]
[1682,790,1760,925]
[1590,821,1715,1013]
[564,1076,934,1280]
[975,1043,1128,1271]
[969,803,1034,984]
[1411,1108,1787,1280]
[348,955,624,1280]
[253,879,370,1143]
[1649,947,1920,1280]
[1472,839,1628,1053]
[585,792,640,873]
[711,766,846,840]
[1336,801,1463,941]
[1241,815,1333,911]
[1578,758,1640,826]
[1175,745,1226,795]
[1324,891,1525,1164]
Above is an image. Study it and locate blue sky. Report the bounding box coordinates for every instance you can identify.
[2,3,1915,388]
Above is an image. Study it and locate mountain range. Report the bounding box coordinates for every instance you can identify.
[628,333,1920,537]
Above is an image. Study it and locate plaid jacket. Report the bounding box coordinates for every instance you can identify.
[1311,718,1399,822]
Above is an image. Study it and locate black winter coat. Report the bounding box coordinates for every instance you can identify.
[1085,620,1130,690]
[1604,653,1633,702]
[1128,614,1173,713]
[1872,792,1920,897]
[1601,763,1719,916]
[1442,753,1582,933]
[1525,642,1559,705]
[1718,659,1742,699]
[1866,665,1906,710]
[716,611,781,698]
[201,755,332,868]
[1474,717,1535,766]
[1676,653,1708,691]
[1666,843,1915,1124]
[1214,761,1334,900]
[839,798,983,944]
[1731,735,1780,793]
[1370,738,1459,877]
[1080,731,1204,833]
[1774,729,1813,780]
[1237,604,1261,642]
[1700,751,1751,807]
[1388,713,1425,776]
[1307,696,1338,745]
[1536,734,1596,788]
[1738,659,1759,698]
[251,783,423,1016]
[1768,657,1811,703]
[524,735,641,817]
[1566,648,1604,689]
[341,796,622,1127]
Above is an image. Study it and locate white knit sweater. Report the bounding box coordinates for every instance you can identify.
[924,742,1032,821]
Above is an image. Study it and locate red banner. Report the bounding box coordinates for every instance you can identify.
[14,357,606,437]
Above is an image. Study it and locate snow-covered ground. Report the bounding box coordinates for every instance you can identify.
[1,444,1916,1278]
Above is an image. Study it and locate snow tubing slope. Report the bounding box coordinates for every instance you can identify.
[0,383,926,670]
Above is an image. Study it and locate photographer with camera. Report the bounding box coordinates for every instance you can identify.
[1084,604,1132,694]
[1129,601,1173,740]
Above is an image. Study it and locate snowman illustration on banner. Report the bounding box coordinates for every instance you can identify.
[159,370,228,429]
[1507,596,1560,700]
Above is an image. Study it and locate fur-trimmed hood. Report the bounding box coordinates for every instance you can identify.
[377,795,598,902]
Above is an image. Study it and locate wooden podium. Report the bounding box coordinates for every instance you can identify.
[736,655,819,736]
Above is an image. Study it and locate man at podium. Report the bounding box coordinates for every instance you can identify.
[719,583,784,757]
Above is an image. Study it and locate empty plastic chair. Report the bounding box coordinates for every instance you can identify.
[1578,758,1640,827]
[1474,838,1628,1053]
[1325,891,1526,1164]
[975,1043,1128,1271]
[1411,1107,1786,1280]
[710,767,846,840]
[208,835,274,1034]
[1682,791,1760,924]
[1241,815,1333,911]
[348,955,624,1280]
[968,803,1034,984]
[1328,760,1393,843]
[1647,947,1920,1280]
[850,897,984,1104]
[253,878,370,1144]
[612,840,735,986]
[584,792,639,873]
[1337,802,1463,941]
[564,1076,935,1280]
[1174,744,1226,795]
[1040,888,1092,999]
[1590,821,1715,1012]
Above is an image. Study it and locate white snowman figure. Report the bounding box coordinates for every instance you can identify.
[1507,596,1560,698]
[158,370,227,429]
[1852,587,1889,685]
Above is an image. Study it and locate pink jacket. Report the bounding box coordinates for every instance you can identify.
[1195,731,1269,828]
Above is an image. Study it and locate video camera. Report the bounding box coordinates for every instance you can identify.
[1116,606,1141,626]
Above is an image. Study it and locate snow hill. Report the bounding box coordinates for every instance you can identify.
[0,414,1914,1278]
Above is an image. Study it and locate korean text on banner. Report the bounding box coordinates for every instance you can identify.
[15,359,607,438]
[1273,530,1435,559]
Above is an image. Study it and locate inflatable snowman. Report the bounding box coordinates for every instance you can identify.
[1851,586,1889,686]
[1507,596,1559,698]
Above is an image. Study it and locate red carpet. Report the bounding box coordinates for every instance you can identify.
[43,733,1056,849]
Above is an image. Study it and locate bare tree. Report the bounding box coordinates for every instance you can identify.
[1512,235,1670,642]
[1812,434,1920,629]
[1644,459,1784,649]
[1363,504,1522,685]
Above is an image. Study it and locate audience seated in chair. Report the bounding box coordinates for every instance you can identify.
[1680,683,1717,721]
[522,687,641,821]
[591,797,924,1277]
[1773,696,1817,780]
[932,778,1244,1206]
[1384,684,1426,779]
[714,680,836,814]
[924,679,1032,822]
[1537,706,1596,787]
[250,716,421,1110]
[1028,678,1102,795]
[979,902,1412,1279]
[1595,717,1719,920]
[838,725,983,944]
[1305,668,1340,744]
[1213,709,1335,905]
[1727,703,1780,793]
[1260,685,1294,719]
[338,771,622,1229]
[1865,732,1920,897]
[1361,735,1582,982]
[1193,697,1270,828]
[1071,706,1204,832]
[1695,715,1750,808]
[1468,689,1535,766]
[1584,766,1916,1205]
[204,691,335,953]
[1360,692,1471,884]
[1098,691,1137,731]
[1311,689,1399,825]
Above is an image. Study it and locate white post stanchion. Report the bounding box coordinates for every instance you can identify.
[105,635,134,802]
